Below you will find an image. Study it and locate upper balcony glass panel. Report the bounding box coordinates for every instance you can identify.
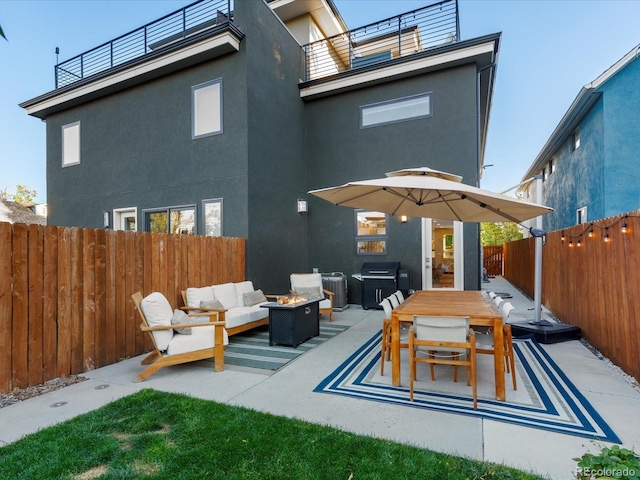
[302,0,459,82]
[55,0,233,89]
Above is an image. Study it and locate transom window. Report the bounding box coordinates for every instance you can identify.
[360,92,432,129]
[144,206,196,234]
[356,210,388,255]
[192,78,222,139]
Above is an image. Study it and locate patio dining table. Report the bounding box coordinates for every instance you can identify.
[391,290,506,401]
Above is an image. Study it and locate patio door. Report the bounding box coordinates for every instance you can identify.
[421,218,463,290]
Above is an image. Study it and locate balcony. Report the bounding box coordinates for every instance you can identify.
[54,0,234,89]
[301,0,459,83]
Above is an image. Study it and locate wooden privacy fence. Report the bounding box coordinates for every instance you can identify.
[504,211,640,382]
[0,222,245,395]
[483,245,503,276]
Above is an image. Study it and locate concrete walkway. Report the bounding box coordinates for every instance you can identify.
[1,277,639,480]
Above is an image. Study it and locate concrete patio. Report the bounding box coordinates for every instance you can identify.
[1,277,639,480]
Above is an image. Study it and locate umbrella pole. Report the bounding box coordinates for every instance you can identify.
[533,175,543,324]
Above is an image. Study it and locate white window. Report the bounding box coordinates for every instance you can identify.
[360,93,432,129]
[571,128,580,152]
[62,121,81,166]
[192,79,222,138]
[144,206,196,234]
[113,208,137,231]
[355,210,388,255]
[203,198,223,236]
[577,206,587,224]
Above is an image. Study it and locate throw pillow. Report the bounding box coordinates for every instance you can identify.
[170,309,192,335]
[200,299,226,310]
[293,286,323,299]
[243,289,268,307]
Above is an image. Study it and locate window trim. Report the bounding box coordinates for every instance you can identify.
[143,204,197,234]
[360,92,432,129]
[571,128,580,152]
[62,121,81,167]
[355,209,388,256]
[202,198,223,237]
[576,206,587,225]
[192,78,223,139]
[113,207,138,232]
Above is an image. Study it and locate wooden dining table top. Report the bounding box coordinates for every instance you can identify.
[393,290,501,325]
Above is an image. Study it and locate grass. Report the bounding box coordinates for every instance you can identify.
[0,389,544,479]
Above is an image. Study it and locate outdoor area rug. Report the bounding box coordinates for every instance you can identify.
[221,323,349,371]
[315,331,620,443]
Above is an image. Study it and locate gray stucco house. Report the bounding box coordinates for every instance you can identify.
[518,42,640,232]
[20,0,500,302]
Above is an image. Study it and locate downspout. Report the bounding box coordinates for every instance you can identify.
[476,62,495,289]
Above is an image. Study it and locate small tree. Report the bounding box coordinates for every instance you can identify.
[480,222,523,246]
[13,185,38,204]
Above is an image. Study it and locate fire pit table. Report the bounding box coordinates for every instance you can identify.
[261,298,320,347]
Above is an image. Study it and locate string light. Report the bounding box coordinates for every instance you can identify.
[558,213,639,246]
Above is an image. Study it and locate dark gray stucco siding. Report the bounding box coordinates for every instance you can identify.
[237,0,308,293]
[46,40,251,234]
[305,64,481,299]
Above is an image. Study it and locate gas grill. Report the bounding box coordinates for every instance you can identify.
[360,262,400,309]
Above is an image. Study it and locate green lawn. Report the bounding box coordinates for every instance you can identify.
[0,389,544,479]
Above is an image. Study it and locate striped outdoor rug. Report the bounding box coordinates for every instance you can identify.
[222,323,349,371]
[315,331,620,443]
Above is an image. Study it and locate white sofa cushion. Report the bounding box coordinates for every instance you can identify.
[212,282,238,309]
[186,286,215,308]
[167,325,229,356]
[140,292,174,351]
[224,307,254,330]
[234,281,255,306]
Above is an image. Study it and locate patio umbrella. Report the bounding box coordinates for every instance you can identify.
[309,167,553,324]
[308,167,553,224]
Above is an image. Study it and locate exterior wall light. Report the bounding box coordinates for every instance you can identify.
[103,211,110,228]
[297,199,308,213]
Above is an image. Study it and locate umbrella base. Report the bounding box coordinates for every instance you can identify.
[511,321,582,344]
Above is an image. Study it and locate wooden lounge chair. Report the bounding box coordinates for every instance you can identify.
[132,291,227,382]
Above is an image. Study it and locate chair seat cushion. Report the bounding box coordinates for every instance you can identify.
[319,298,331,310]
[167,325,229,356]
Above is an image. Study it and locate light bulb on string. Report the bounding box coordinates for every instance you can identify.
[577,237,582,247]
[604,228,610,242]
[588,227,593,238]
[622,221,627,234]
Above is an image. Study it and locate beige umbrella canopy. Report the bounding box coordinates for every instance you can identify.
[309,167,553,224]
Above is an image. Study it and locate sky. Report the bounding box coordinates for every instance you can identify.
[1,0,640,204]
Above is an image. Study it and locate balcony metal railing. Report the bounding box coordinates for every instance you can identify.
[55,0,233,89]
[302,0,459,82]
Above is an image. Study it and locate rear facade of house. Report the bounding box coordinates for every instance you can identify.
[20,0,500,302]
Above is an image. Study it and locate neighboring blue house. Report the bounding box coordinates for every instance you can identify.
[20,0,500,299]
[518,43,640,232]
